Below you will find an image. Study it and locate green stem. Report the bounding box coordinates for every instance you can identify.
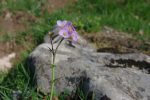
[54,38,64,54]
[50,38,64,100]
[50,64,55,100]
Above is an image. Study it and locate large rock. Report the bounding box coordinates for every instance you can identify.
[27,34,150,100]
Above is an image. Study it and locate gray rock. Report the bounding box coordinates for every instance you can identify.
[27,34,150,100]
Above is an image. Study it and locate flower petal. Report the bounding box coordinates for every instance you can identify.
[57,20,62,26]
[57,20,67,27]
[58,29,70,38]
[71,31,78,42]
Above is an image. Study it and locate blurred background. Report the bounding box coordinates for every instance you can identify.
[0,0,150,99]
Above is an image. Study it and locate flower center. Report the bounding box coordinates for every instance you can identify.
[63,32,67,36]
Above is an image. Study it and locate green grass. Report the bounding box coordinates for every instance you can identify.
[0,0,46,16]
[1,0,150,43]
[46,0,150,40]
[0,0,150,99]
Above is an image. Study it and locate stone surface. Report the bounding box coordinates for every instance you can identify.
[0,53,16,71]
[27,33,150,100]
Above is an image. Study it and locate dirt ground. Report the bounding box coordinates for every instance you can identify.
[0,0,73,71]
[83,26,150,55]
[42,0,76,12]
[0,0,75,59]
[0,10,36,57]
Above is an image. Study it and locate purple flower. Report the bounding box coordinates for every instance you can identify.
[57,20,67,28]
[56,20,78,42]
[71,31,78,42]
[58,29,70,38]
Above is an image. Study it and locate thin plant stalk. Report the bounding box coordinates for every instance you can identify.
[50,64,55,100]
[50,38,64,100]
